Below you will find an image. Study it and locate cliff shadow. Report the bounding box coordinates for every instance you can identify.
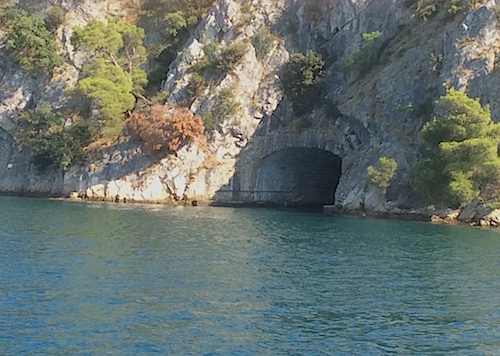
[209,100,366,208]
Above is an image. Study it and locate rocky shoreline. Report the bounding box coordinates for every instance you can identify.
[429,198,500,228]
[2,1,500,217]
[4,191,499,229]
[324,201,500,228]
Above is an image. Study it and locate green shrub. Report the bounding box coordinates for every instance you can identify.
[16,101,64,142]
[164,11,187,37]
[1,9,63,75]
[448,0,462,14]
[418,88,500,206]
[189,40,219,76]
[30,122,93,171]
[216,42,248,72]
[237,2,253,26]
[395,102,414,113]
[150,90,169,105]
[70,19,148,138]
[202,88,241,131]
[186,72,206,99]
[494,5,500,20]
[141,0,212,28]
[201,111,217,132]
[214,88,241,122]
[190,41,247,83]
[252,28,278,60]
[282,51,324,94]
[281,51,324,113]
[140,0,213,92]
[343,31,382,74]
[417,0,469,20]
[367,156,398,194]
[417,0,438,20]
[45,5,64,32]
[16,101,94,171]
[203,40,220,59]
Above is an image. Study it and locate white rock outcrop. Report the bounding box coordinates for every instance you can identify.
[1,0,500,212]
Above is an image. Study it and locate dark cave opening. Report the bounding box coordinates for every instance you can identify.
[254,148,342,206]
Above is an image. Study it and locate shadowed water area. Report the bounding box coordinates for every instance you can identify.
[1,197,500,354]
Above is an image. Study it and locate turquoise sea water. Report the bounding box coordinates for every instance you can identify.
[1,196,500,354]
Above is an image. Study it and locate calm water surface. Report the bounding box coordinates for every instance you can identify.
[1,196,500,354]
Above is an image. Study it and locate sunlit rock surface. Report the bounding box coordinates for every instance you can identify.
[1,0,500,213]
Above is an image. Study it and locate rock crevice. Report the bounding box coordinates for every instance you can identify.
[1,0,500,214]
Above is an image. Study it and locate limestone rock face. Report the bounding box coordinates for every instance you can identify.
[458,198,483,222]
[481,209,500,227]
[2,0,500,210]
[0,0,141,129]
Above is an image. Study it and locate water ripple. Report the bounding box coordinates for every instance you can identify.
[1,197,500,354]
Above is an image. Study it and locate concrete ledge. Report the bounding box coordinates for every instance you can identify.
[323,205,337,214]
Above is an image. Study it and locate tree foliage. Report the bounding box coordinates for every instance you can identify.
[141,0,213,29]
[16,102,94,171]
[140,0,213,90]
[16,101,64,141]
[127,104,206,152]
[281,51,324,113]
[202,88,241,132]
[191,41,248,79]
[216,42,248,73]
[163,11,188,37]
[367,156,397,194]
[418,88,500,205]
[282,51,324,95]
[1,9,63,75]
[186,72,207,100]
[252,28,279,60]
[45,6,65,33]
[343,31,382,73]
[71,18,147,92]
[72,19,124,56]
[416,0,471,20]
[30,123,93,172]
[70,19,148,138]
[416,0,438,20]
[74,59,136,137]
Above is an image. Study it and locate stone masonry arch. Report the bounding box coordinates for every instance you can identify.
[213,128,362,207]
[253,148,342,205]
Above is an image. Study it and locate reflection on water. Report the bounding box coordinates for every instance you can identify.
[1,197,500,354]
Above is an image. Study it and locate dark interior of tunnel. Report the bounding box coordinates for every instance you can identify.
[254,148,342,207]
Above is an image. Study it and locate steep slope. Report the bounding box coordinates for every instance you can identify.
[1,0,500,215]
[162,0,500,211]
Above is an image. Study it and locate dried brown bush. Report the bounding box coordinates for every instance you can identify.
[127,104,206,152]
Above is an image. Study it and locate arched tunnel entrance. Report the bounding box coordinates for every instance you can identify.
[254,148,342,207]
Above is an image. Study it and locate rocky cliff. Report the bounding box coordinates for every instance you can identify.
[1,0,500,215]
